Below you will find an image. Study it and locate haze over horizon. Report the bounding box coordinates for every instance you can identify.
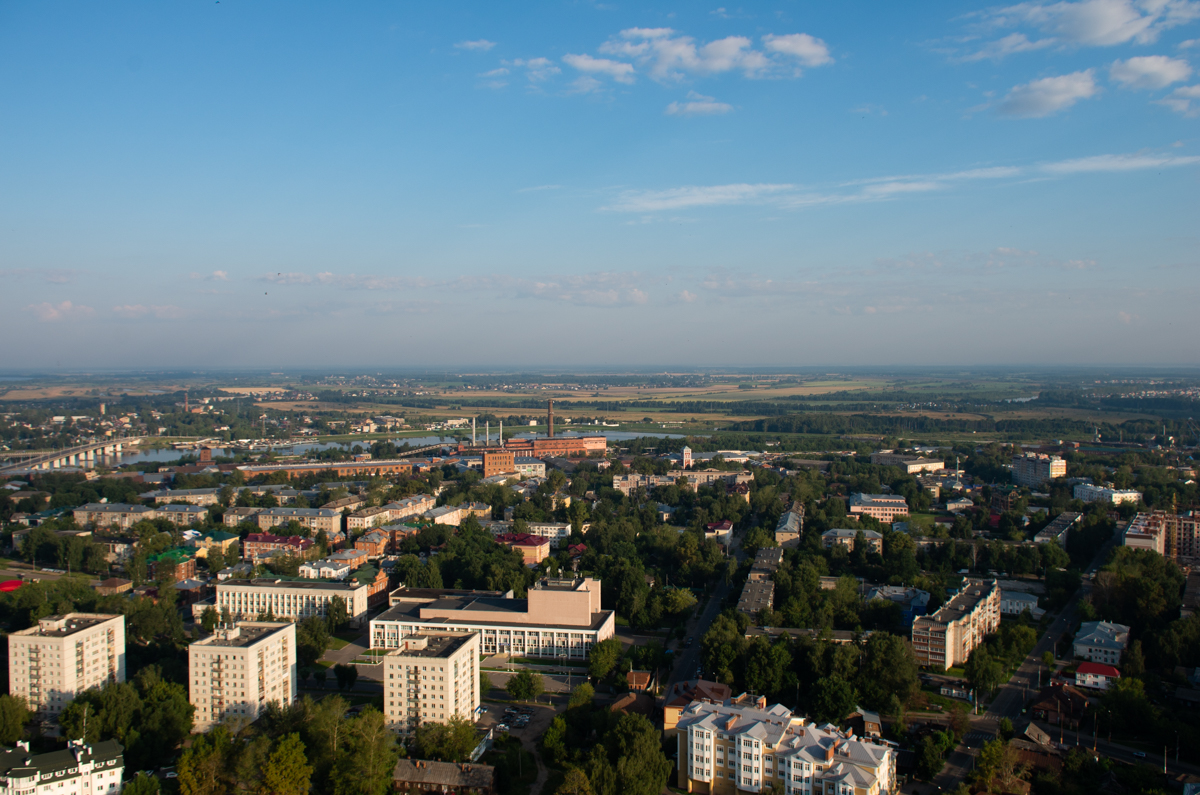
[2,1,1199,369]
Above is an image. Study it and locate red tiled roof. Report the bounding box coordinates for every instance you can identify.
[1076,662,1121,677]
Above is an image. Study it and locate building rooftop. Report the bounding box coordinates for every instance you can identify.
[219,578,366,592]
[192,621,292,648]
[916,580,997,626]
[386,632,474,659]
[392,759,493,790]
[13,613,121,638]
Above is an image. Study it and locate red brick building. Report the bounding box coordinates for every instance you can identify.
[354,530,390,559]
[242,533,315,562]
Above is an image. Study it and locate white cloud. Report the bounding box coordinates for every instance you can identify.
[959,32,1056,61]
[604,183,796,212]
[598,27,826,81]
[1157,83,1200,114]
[677,290,698,302]
[1181,38,1200,47]
[479,68,509,77]
[665,91,733,116]
[190,270,229,281]
[603,148,1200,213]
[567,76,605,94]
[1039,151,1200,172]
[996,70,1099,116]
[504,58,561,82]
[1110,55,1193,88]
[985,0,1200,46]
[455,39,496,52]
[27,300,93,321]
[761,33,834,66]
[562,53,636,83]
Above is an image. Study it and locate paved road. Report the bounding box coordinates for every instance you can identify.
[932,520,1123,790]
[664,529,745,691]
[485,669,576,694]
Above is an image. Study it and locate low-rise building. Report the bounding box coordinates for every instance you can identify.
[347,495,436,532]
[382,631,480,733]
[0,739,125,795]
[774,505,803,549]
[188,622,297,731]
[865,586,930,627]
[1073,621,1129,665]
[999,590,1045,619]
[1075,662,1120,691]
[482,520,573,548]
[7,614,125,719]
[871,453,945,474]
[354,530,390,558]
[848,493,908,523]
[737,580,774,616]
[821,528,884,554]
[513,457,546,479]
[252,507,341,535]
[911,580,1000,670]
[1033,511,1080,546]
[392,759,495,795]
[298,558,353,580]
[675,695,896,795]
[147,548,197,583]
[140,487,223,506]
[73,503,155,530]
[1073,483,1142,505]
[242,533,315,562]
[214,578,371,626]
[612,470,753,496]
[495,533,551,565]
[154,504,210,527]
[371,577,614,659]
[189,529,239,559]
[1012,453,1066,488]
[425,503,491,526]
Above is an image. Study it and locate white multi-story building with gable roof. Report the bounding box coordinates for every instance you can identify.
[675,694,896,795]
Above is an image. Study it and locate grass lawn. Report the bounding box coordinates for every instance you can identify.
[326,637,352,651]
[509,656,588,668]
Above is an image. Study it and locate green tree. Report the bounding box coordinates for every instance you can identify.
[568,682,595,710]
[917,735,945,780]
[588,638,623,683]
[327,595,349,632]
[332,708,397,795]
[122,773,160,795]
[260,733,312,795]
[333,664,358,691]
[964,648,1004,698]
[606,713,670,795]
[542,716,568,766]
[556,767,593,795]
[0,696,31,745]
[296,616,332,668]
[200,606,219,634]
[999,717,1014,740]
[811,676,857,724]
[506,670,544,702]
[205,547,226,574]
[178,726,234,795]
[480,670,493,694]
[856,632,919,710]
[413,716,478,762]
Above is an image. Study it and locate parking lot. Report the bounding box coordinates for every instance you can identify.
[476,701,561,744]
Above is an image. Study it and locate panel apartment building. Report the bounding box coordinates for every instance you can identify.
[0,739,126,795]
[347,495,437,532]
[7,614,126,719]
[382,631,480,734]
[910,580,1000,670]
[188,622,297,731]
[1011,453,1066,488]
[371,577,614,660]
[1123,511,1200,561]
[848,493,909,523]
[675,694,896,795]
[870,452,946,474]
[612,470,753,496]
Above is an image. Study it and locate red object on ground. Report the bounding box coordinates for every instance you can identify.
[0,580,24,592]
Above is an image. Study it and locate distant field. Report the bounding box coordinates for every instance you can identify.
[0,384,188,401]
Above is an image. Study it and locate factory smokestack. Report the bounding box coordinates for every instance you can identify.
[499,421,503,447]
[472,417,476,447]
[548,400,554,438]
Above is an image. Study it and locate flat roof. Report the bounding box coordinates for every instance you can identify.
[14,613,121,638]
[386,632,474,659]
[218,578,365,592]
[192,622,291,648]
[375,601,614,632]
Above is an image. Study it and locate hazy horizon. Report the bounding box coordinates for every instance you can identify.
[3,1,1199,368]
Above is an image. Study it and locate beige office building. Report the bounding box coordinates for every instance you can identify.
[8,614,126,718]
[189,622,298,731]
[214,578,371,627]
[910,580,1000,670]
[382,632,480,734]
[371,577,614,659]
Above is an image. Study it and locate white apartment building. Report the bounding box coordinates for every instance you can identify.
[188,622,297,731]
[1011,453,1067,488]
[676,695,896,795]
[7,614,125,719]
[482,521,573,548]
[1073,621,1130,666]
[911,580,1001,670]
[214,578,371,626]
[382,632,480,734]
[848,494,909,523]
[0,739,125,795]
[298,558,353,580]
[1073,483,1142,505]
[73,504,155,530]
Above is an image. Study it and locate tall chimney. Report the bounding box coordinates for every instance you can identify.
[548,400,554,438]
[499,421,503,447]
[472,417,476,447]
[486,421,489,447]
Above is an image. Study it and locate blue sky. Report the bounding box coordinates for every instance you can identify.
[2,0,1199,370]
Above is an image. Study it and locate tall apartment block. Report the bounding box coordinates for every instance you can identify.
[1011,453,1066,488]
[910,580,1001,670]
[382,631,481,734]
[7,614,125,718]
[188,622,297,731]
